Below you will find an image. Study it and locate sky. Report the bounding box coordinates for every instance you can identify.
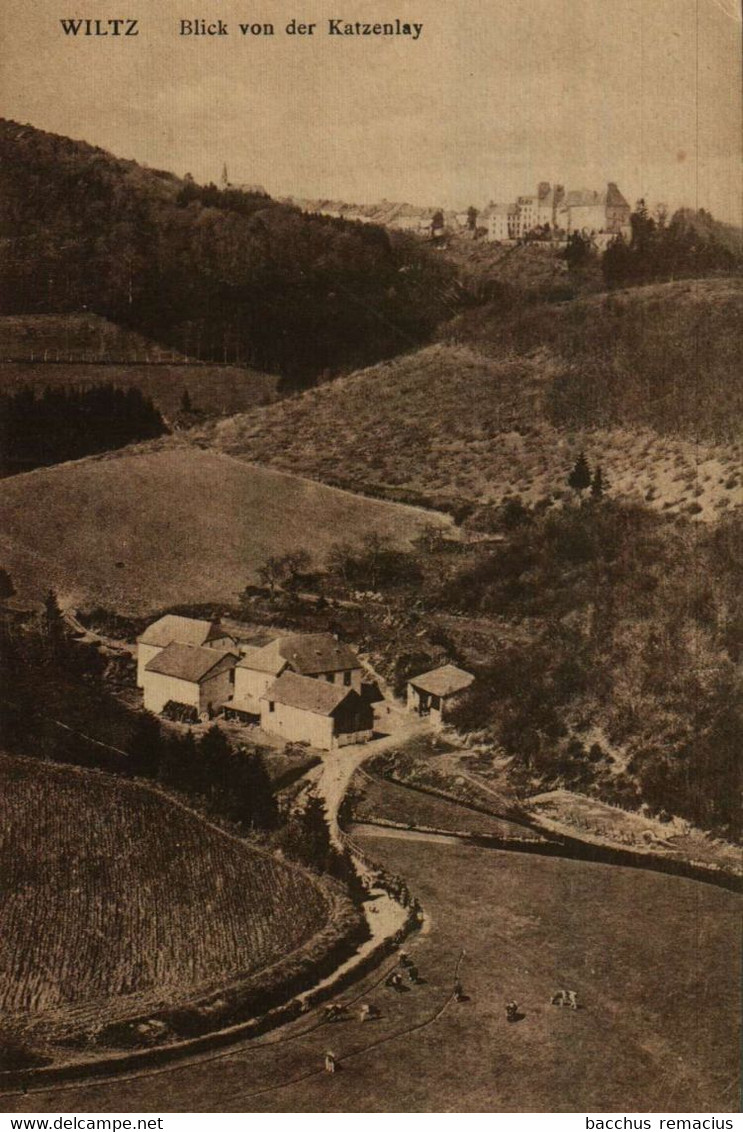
[2,0,741,221]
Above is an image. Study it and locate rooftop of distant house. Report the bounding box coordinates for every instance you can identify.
[238,633,360,676]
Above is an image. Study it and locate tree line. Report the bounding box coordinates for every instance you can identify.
[0,120,458,385]
[602,202,740,287]
[0,384,167,475]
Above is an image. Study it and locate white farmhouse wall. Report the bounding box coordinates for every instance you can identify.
[137,642,163,687]
[234,666,277,705]
[143,673,199,714]
[260,701,335,749]
[209,634,234,651]
[322,668,362,694]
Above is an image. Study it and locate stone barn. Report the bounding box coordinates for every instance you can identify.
[136,615,235,687]
[260,671,374,750]
[407,664,475,726]
[143,642,237,717]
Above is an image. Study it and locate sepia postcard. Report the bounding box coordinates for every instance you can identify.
[0,0,741,1118]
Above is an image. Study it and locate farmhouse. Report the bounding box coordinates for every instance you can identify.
[137,615,235,686]
[260,670,374,750]
[143,642,238,717]
[229,631,363,719]
[407,663,475,726]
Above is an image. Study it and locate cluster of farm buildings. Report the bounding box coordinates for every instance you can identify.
[136,615,474,750]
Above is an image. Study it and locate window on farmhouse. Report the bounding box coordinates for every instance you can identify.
[269,701,275,712]
[343,671,351,686]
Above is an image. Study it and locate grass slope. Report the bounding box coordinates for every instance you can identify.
[0,754,329,1035]
[0,446,451,614]
[0,362,278,423]
[0,314,189,363]
[202,331,742,521]
[0,314,280,422]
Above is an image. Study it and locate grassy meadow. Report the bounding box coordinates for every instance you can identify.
[0,446,451,614]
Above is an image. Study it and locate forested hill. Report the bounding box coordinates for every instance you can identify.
[0,120,457,382]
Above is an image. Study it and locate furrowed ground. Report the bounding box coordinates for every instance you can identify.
[0,447,451,613]
[0,754,333,1041]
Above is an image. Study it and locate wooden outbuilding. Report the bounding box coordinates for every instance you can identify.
[407,663,475,726]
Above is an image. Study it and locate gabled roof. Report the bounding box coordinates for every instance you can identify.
[237,642,287,675]
[137,614,231,649]
[408,663,475,697]
[262,671,354,716]
[277,634,361,676]
[145,642,237,683]
[237,633,361,676]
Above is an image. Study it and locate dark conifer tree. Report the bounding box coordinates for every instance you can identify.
[591,465,607,499]
[241,749,278,830]
[127,711,163,778]
[568,453,592,493]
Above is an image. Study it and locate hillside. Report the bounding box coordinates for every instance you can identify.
[0,314,280,428]
[445,276,743,440]
[193,277,743,522]
[0,446,451,614]
[0,119,456,382]
[0,313,189,363]
[0,753,334,1043]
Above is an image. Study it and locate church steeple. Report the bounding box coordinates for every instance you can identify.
[221,163,229,187]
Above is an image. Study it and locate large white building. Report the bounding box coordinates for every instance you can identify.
[485,181,629,242]
[230,632,364,719]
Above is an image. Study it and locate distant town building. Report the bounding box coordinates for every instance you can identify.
[407,664,475,726]
[558,182,630,235]
[484,181,629,242]
[482,202,517,241]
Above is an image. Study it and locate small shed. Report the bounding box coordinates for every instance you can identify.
[407,664,474,726]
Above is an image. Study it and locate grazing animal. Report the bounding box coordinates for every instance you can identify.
[323,1003,348,1023]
